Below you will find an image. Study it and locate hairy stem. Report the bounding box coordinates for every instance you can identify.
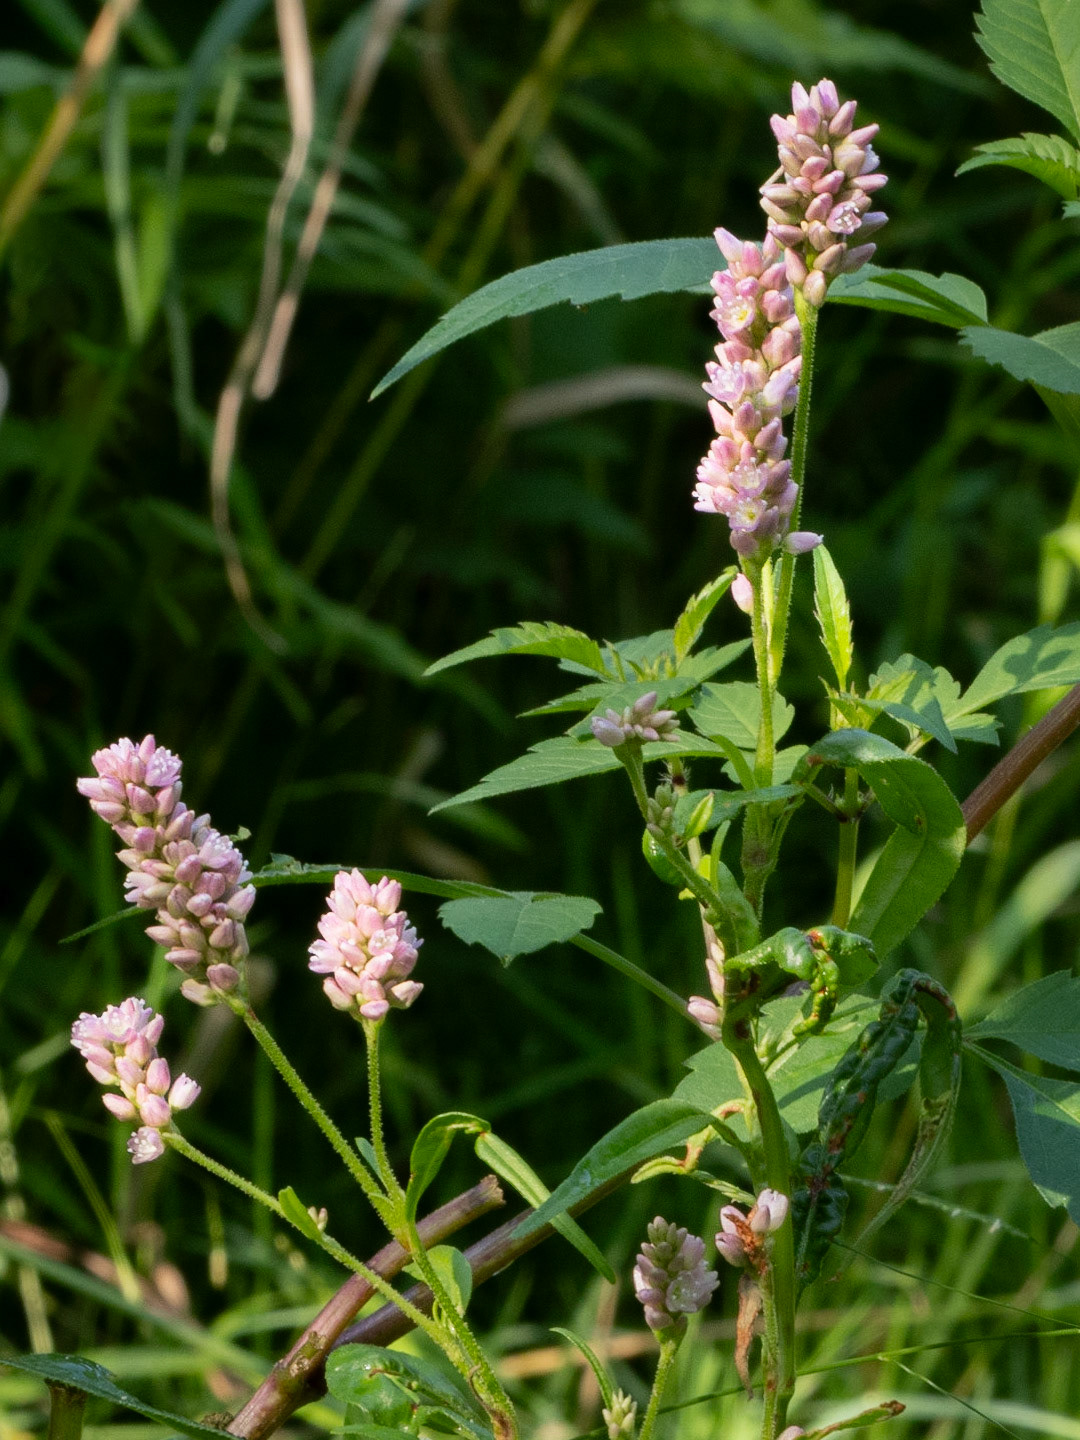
[638,1338,679,1440]
[722,1021,796,1434]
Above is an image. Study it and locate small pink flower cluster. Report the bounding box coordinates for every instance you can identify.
[70,998,199,1164]
[716,1188,789,1267]
[77,736,255,1005]
[632,1216,718,1337]
[760,78,887,308]
[693,230,820,563]
[686,937,725,1040]
[590,691,679,749]
[308,870,422,1022]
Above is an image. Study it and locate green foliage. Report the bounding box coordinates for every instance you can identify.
[813,545,853,690]
[975,0,1080,141]
[437,892,602,964]
[829,266,989,328]
[962,322,1080,394]
[0,1355,227,1437]
[799,730,967,954]
[325,1345,491,1440]
[956,133,1080,197]
[513,1100,715,1239]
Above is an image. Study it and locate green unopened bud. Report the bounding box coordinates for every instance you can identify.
[680,790,715,841]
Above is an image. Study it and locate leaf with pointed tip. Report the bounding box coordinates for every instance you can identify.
[957,133,1080,198]
[673,570,737,662]
[512,1100,713,1239]
[425,622,609,679]
[968,970,1080,1069]
[971,1044,1080,1222]
[830,266,988,328]
[474,1131,615,1281]
[438,891,601,964]
[813,546,853,689]
[278,1185,325,1241]
[961,322,1080,394]
[406,1112,489,1223]
[550,1327,614,1410]
[960,621,1080,712]
[372,238,720,396]
[0,1355,226,1437]
[975,0,1080,142]
[431,734,725,812]
[522,651,747,717]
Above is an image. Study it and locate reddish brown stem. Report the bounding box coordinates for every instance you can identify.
[226,1176,503,1438]
[961,683,1080,842]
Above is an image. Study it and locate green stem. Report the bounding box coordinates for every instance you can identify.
[163,1130,442,1346]
[621,744,651,818]
[722,1021,796,1435]
[46,1387,87,1440]
[232,1000,390,1219]
[769,294,819,684]
[362,1018,402,1200]
[653,831,728,920]
[638,1338,679,1440]
[750,559,776,785]
[831,768,860,929]
[360,1023,516,1436]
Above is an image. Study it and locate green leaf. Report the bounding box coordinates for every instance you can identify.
[975,0,1080,142]
[967,970,1080,1068]
[812,545,854,689]
[406,1112,488,1223]
[801,730,966,954]
[425,622,609,679]
[252,856,500,902]
[549,1327,614,1410]
[673,570,737,663]
[277,1186,325,1242]
[868,656,977,750]
[407,1244,473,1316]
[431,734,724,812]
[957,133,1080,198]
[971,1044,1080,1222]
[325,1345,490,1440]
[688,681,795,751]
[512,1100,713,1239]
[372,238,719,397]
[438,892,602,964]
[829,266,988,328]
[0,1355,226,1438]
[673,784,802,834]
[474,1131,615,1282]
[960,322,1080,395]
[959,621,1080,711]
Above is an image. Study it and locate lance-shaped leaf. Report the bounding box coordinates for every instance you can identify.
[957,133,1080,198]
[475,1130,615,1281]
[967,969,1080,1068]
[406,1112,489,1223]
[813,545,854,689]
[829,266,988,327]
[961,322,1080,395]
[799,730,966,954]
[0,1355,228,1438]
[970,1044,1080,1223]
[432,734,725,812]
[439,891,602,965]
[425,621,609,679]
[513,1100,714,1239]
[673,570,737,663]
[277,1185,327,1241]
[975,0,1080,143]
[959,620,1080,712]
[372,237,719,396]
[688,681,795,751]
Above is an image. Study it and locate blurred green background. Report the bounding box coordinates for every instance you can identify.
[4,1,1080,1435]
